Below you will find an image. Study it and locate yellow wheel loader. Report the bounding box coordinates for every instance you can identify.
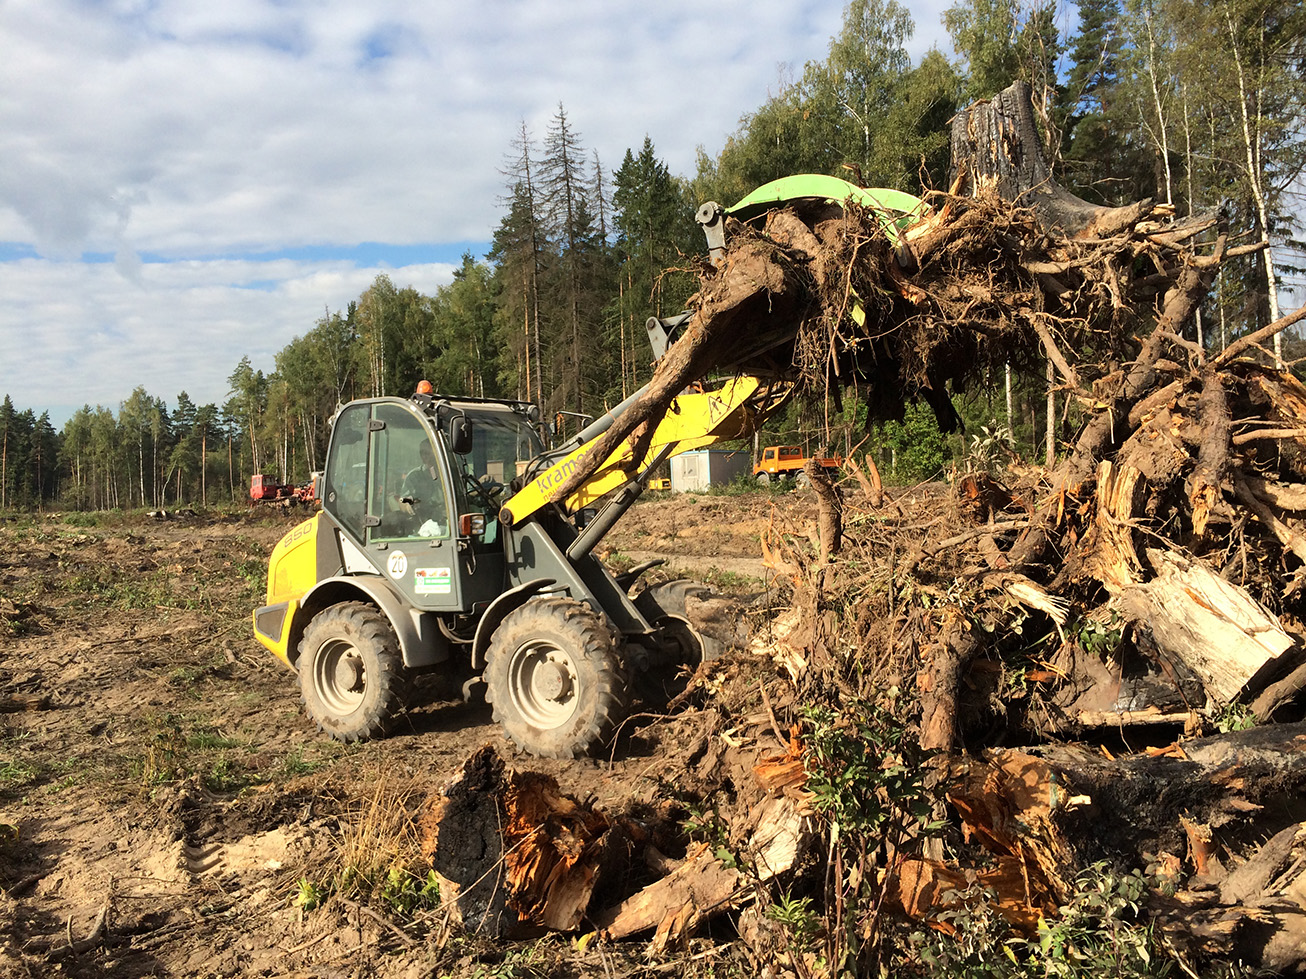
[252,175,923,758]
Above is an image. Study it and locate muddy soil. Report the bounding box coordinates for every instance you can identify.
[0,496,796,978]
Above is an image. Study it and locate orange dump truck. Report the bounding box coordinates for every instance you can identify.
[753,445,842,484]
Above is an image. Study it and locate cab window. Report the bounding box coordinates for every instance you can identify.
[456,410,543,545]
[324,404,370,540]
[370,403,451,542]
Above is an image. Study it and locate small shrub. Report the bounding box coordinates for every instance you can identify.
[1214,702,1256,733]
[906,865,1176,978]
[294,877,324,912]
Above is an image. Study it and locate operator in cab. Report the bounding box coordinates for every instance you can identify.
[393,440,446,537]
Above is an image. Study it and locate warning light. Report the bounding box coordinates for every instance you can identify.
[415,380,434,395]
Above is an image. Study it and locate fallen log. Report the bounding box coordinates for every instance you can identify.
[590,843,742,950]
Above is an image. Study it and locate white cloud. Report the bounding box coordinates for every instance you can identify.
[0,0,955,425]
[0,257,457,422]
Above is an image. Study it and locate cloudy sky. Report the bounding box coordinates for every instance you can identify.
[1,0,958,427]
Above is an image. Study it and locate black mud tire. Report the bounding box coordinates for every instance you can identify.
[484,597,627,760]
[298,602,406,742]
[755,471,771,486]
[634,578,727,673]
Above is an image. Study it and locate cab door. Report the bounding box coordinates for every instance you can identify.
[321,400,464,612]
[364,402,464,612]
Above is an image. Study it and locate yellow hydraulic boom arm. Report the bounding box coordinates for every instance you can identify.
[499,375,789,527]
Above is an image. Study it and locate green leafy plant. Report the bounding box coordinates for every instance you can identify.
[379,866,441,913]
[965,423,1016,474]
[204,757,251,793]
[802,699,937,837]
[1075,612,1123,658]
[906,865,1175,978]
[801,697,942,975]
[1213,702,1256,734]
[294,877,324,912]
[681,801,739,869]
[765,893,822,939]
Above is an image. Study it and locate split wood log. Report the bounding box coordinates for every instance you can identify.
[590,843,742,950]
[748,729,817,881]
[1078,460,1145,592]
[1113,548,1294,703]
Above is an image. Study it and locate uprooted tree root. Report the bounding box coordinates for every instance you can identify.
[426,80,1306,974]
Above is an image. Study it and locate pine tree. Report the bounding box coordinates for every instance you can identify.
[529,105,622,415]
[490,181,550,403]
[1061,0,1151,203]
[495,121,548,406]
[612,138,700,393]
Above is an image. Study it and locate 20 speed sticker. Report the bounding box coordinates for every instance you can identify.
[387,551,408,579]
[415,567,452,595]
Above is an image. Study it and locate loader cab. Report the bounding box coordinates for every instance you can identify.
[321,395,544,612]
[322,399,464,611]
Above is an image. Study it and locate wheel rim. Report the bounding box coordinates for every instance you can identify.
[315,638,367,716]
[656,616,701,663]
[507,639,580,729]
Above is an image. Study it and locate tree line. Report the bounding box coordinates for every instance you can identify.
[6,0,1302,509]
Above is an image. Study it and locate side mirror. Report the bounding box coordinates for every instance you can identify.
[449,416,473,455]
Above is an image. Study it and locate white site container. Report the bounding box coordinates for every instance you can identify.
[669,448,750,492]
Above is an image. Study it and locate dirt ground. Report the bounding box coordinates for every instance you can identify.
[0,494,802,979]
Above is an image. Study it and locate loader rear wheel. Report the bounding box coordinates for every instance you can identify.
[485,597,626,759]
[298,602,406,742]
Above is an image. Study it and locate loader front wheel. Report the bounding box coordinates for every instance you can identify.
[485,598,626,759]
[298,602,406,742]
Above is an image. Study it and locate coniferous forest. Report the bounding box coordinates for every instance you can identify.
[4,0,1303,509]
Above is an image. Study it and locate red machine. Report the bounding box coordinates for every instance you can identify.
[249,474,318,505]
